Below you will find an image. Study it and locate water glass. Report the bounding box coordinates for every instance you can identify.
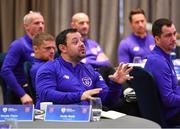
[5,118,18,128]
[90,97,102,122]
[133,56,142,63]
[40,102,53,112]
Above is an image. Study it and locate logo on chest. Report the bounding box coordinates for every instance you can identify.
[82,77,92,87]
[63,75,70,79]
[149,44,155,50]
[31,52,35,57]
[133,46,140,52]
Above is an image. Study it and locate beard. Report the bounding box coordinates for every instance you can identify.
[72,51,86,63]
[74,55,85,63]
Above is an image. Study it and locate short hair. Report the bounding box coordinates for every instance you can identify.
[23,11,42,24]
[129,8,145,23]
[32,32,55,46]
[56,28,78,54]
[152,18,172,37]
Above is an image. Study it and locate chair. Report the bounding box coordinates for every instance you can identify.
[24,61,36,103]
[96,66,115,86]
[175,46,180,59]
[0,53,8,104]
[129,66,167,128]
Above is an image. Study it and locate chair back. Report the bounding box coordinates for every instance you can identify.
[129,66,167,127]
[0,53,8,104]
[24,61,36,103]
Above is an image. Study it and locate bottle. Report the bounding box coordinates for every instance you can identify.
[170,52,176,60]
[170,52,176,65]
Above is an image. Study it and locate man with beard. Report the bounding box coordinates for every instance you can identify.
[118,8,155,63]
[71,12,115,86]
[35,28,133,109]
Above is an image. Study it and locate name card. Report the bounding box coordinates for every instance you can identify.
[0,105,34,121]
[45,105,91,122]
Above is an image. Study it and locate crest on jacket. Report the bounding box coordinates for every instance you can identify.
[82,77,92,87]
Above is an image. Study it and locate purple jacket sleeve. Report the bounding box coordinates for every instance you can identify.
[92,69,122,108]
[118,40,131,63]
[1,41,26,97]
[86,59,110,68]
[84,39,111,67]
[145,56,180,108]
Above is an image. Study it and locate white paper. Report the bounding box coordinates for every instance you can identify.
[101,110,126,119]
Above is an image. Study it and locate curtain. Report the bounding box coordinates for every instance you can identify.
[124,0,180,37]
[0,0,119,66]
[1,0,180,65]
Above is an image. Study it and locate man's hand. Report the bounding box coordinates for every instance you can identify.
[20,94,33,104]
[109,63,133,84]
[81,88,102,101]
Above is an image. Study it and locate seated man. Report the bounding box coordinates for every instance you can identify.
[117,8,154,115]
[71,12,110,68]
[35,28,133,109]
[71,12,115,85]
[118,8,155,63]
[0,11,45,104]
[144,18,180,126]
[30,32,56,108]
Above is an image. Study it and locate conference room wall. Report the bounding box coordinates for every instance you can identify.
[0,0,180,66]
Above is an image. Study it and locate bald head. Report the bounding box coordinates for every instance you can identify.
[72,13,89,22]
[71,12,90,38]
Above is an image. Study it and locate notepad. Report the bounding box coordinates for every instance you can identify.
[101,110,126,119]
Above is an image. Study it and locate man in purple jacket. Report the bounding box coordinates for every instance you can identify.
[1,11,45,104]
[30,32,56,108]
[36,28,133,109]
[145,18,180,126]
[71,12,115,86]
[71,12,110,68]
[118,8,155,63]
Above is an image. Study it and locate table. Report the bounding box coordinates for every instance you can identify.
[1,115,161,128]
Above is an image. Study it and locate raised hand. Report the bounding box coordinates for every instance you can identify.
[108,63,133,84]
